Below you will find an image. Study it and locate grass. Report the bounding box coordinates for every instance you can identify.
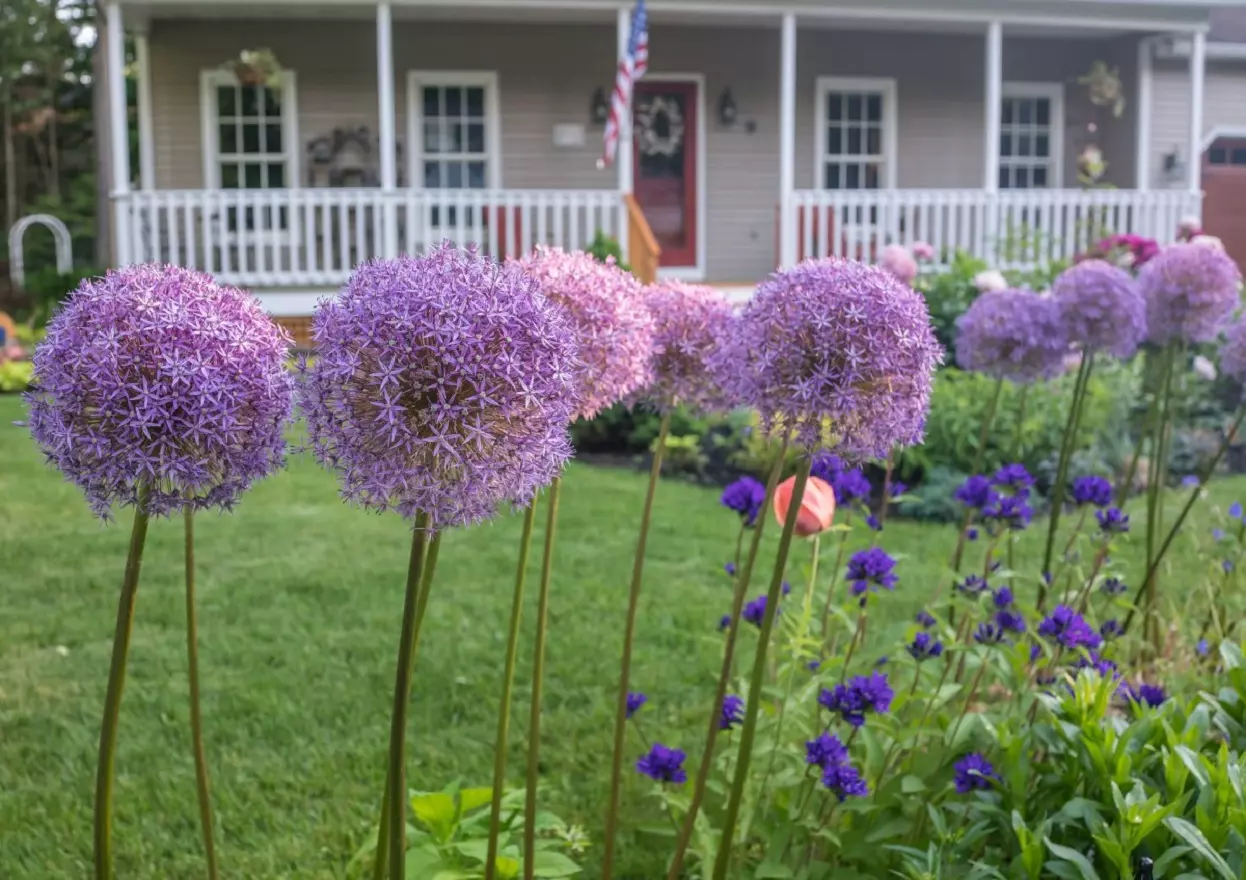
[0,392,1241,879]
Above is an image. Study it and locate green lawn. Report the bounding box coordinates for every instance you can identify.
[0,393,1240,879]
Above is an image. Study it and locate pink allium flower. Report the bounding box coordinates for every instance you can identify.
[1051,259,1146,358]
[1219,316,1246,383]
[301,245,581,527]
[27,264,294,519]
[956,289,1068,383]
[1137,242,1241,345]
[911,241,936,263]
[517,246,653,421]
[708,258,943,458]
[973,270,1009,293]
[638,281,735,414]
[879,244,918,286]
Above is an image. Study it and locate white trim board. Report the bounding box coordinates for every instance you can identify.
[813,76,899,190]
[1201,125,1246,154]
[1000,80,1065,189]
[406,70,502,190]
[642,71,707,282]
[199,68,301,189]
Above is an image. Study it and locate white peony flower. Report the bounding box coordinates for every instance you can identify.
[973,269,1008,293]
[1193,355,1217,381]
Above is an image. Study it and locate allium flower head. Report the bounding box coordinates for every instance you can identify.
[955,475,997,510]
[955,289,1068,383]
[1137,242,1241,345]
[846,547,899,598]
[626,692,647,719]
[1218,316,1246,385]
[879,244,918,285]
[721,475,766,526]
[819,671,894,727]
[638,281,734,414]
[636,743,687,783]
[1072,475,1113,507]
[518,245,652,420]
[719,694,745,730]
[708,258,942,458]
[1052,259,1146,358]
[953,753,999,794]
[907,631,944,661]
[27,264,294,518]
[301,246,580,528]
[1037,605,1103,650]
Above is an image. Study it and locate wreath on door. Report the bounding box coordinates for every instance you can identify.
[636,96,685,157]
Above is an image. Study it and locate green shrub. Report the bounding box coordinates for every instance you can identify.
[20,266,104,327]
[585,231,631,275]
[0,360,34,393]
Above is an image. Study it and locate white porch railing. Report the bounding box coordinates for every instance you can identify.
[790,189,1201,270]
[116,188,623,288]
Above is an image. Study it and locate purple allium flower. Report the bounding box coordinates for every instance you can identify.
[955,475,996,510]
[974,621,1006,644]
[846,547,899,600]
[955,289,1068,383]
[1219,317,1246,384]
[907,631,945,661]
[1137,242,1241,345]
[719,694,745,730]
[953,753,1000,794]
[1100,577,1127,596]
[956,574,991,597]
[301,247,580,527]
[724,562,737,576]
[993,587,1014,609]
[916,609,937,628]
[818,671,894,727]
[721,476,767,527]
[866,514,882,531]
[880,243,918,286]
[984,494,1033,531]
[995,609,1026,633]
[626,692,647,719]
[1099,619,1122,639]
[992,463,1035,495]
[742,595,770,627]
[1071,475,1114,508]
[821,760,870,801]
[1096,507,1130,534]
[27,264,295,519]
[1051,259,1146,358]
[638,281,734,414]
[833,468,872,505]
[718,614,732,632]
[1121,681,1167,707]
[966,527,980,541]
[707,258,942,458]
[805,732,848,769]
[518,245,652,421]
[1037,605,1103,651]
[635,743,687,783]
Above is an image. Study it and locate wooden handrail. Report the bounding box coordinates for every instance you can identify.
[624,194,661,284]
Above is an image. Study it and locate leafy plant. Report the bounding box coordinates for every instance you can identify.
[585,232,631,275]
[0,360,33,393]
[19,264,103,327]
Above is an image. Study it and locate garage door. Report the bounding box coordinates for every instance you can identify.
[1203,138,1246,268]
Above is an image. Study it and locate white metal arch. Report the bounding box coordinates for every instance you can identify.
[8,214,73,289]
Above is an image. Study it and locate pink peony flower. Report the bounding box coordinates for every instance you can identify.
[911,241,936,263]
[879,244,918,286]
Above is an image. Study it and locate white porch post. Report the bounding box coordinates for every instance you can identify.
[376,2,398,256]
[617,4,633,261]
[1135,37,1152,191]
[135,30,155,191]
[778,12,796,268]
[105,1,131,265]
[983,20,1002,192]
[1188,29,1206,199]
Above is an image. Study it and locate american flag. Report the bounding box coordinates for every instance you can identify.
[598,0,648,168]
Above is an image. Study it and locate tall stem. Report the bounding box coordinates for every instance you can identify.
[94,490,152,880]
[184,509,219,880]
[1117,349,1158,508]
[601,412,670,880]
[820,514,852,642]
[1041,350,1095,588]
[384,514,432,880]
[484,502,539,880]
[666,437,789,880]
[523,477,562,880]
[951,379,1004,573]
[711,458,813,880]
[1010,384,1029,462]
[1143,344,1176,646]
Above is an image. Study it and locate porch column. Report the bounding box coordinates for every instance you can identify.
[1135,37,1152,191]
[983,20,1002,192]
[778,12,796,268]
[376,2,399,256]
[617,4,633,261]
[105,1,131,265]
[1188,29,1206,197]
[135,29,155,191]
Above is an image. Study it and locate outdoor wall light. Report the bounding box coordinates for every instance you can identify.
[718,88,738,126]
[591,88,610,125]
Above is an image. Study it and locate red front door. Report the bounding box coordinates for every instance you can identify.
[633,80,698,268]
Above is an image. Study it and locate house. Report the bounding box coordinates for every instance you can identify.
[95,0,1232,336]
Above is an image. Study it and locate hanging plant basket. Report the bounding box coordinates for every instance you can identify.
[225,48,282,88]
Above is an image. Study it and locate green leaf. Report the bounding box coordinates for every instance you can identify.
[1152,845,1193,879]
[458,787,494,816]
[411,792,458,841]
[530,850,582,878]
[1162,817,1237,880]
[864,818,911,843]
[1043,837,1100,880]
[403,843,447,879]
[754,865,796,879]
[494,856,521,880]
[900,775,927,794]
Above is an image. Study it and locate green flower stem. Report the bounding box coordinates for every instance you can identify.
[839,609,868,684]
[523,476,561,880]
[183,509,219,880]
[711,457,813,880]
[947,655,988,748]
[383,513,433,880]
[820,512,852,647]
[874,665,923,790]
[1011,384,1029,462]
[1122,404,1246,637]
[94,488,151,880]
[1072,542,1110,615]
[952,379,1004,573]
[483,501,539,880]
[601,412,671,880]
[1117,349,1158,508]
[1040,350,1095,596]
[1142,344,1177,646]
[666,437,789,880]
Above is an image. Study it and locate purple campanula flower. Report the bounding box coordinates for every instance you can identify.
[781,581,792,597]
[807,659,822,672]
[1224,559,1235,574]
[966,527,980,541]
[1073,650,1118,679]
[721,476,767,527]
[1099,619,1122,639]
[626,692,647,719]
[985,494,1033,531]
[707,258,942,458]
[636,743,687,784]
[875,656,889,667]
[974,621,1006,645]
[955,574,991,598]
[639,280,735,415]
[718,614,732,632]
[995,609,1026,633]
[719,694,745,730]
[805,732,848,769]
[1120,681,1167,707]
[992,464,1035,495]
[955,289,1068,383]
[810,451,845,484]
[1196,639,1210,657]
[724,562,737,576]
[953,753,1000,794]
[1096,507,1130,534]
[907,631,944,661]
[866,514,883,532]
[28,265,295,519]
[821,760,869,801]
[1100,577,1127,597]
[846,547,898,598]
[891,481,907,498]
[1213,528,1226,542]
[1137,242,1240,345]
[1051,260,1146,359]
[1037,605,1103,651]
[832,469,872,505]
[955,475,996,510]
[819,671,894,727]
[993,587,1014,608]
[742,595,770,627]
[916,609,937,628]
[1231,501,1244,521]
[1182,475,1200,488]
[1071,475,1114,508]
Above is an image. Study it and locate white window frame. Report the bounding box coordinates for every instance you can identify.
[406,70,502,191]
[999,81,1064,189]
[199,69,300,190]
[814,76,898,191]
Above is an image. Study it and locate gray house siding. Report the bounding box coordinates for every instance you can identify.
[1150,59,1246,189]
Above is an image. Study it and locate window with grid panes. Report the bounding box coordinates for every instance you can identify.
[214,81,289,190]
[999,88,1059,189]
[821,88,888,190]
